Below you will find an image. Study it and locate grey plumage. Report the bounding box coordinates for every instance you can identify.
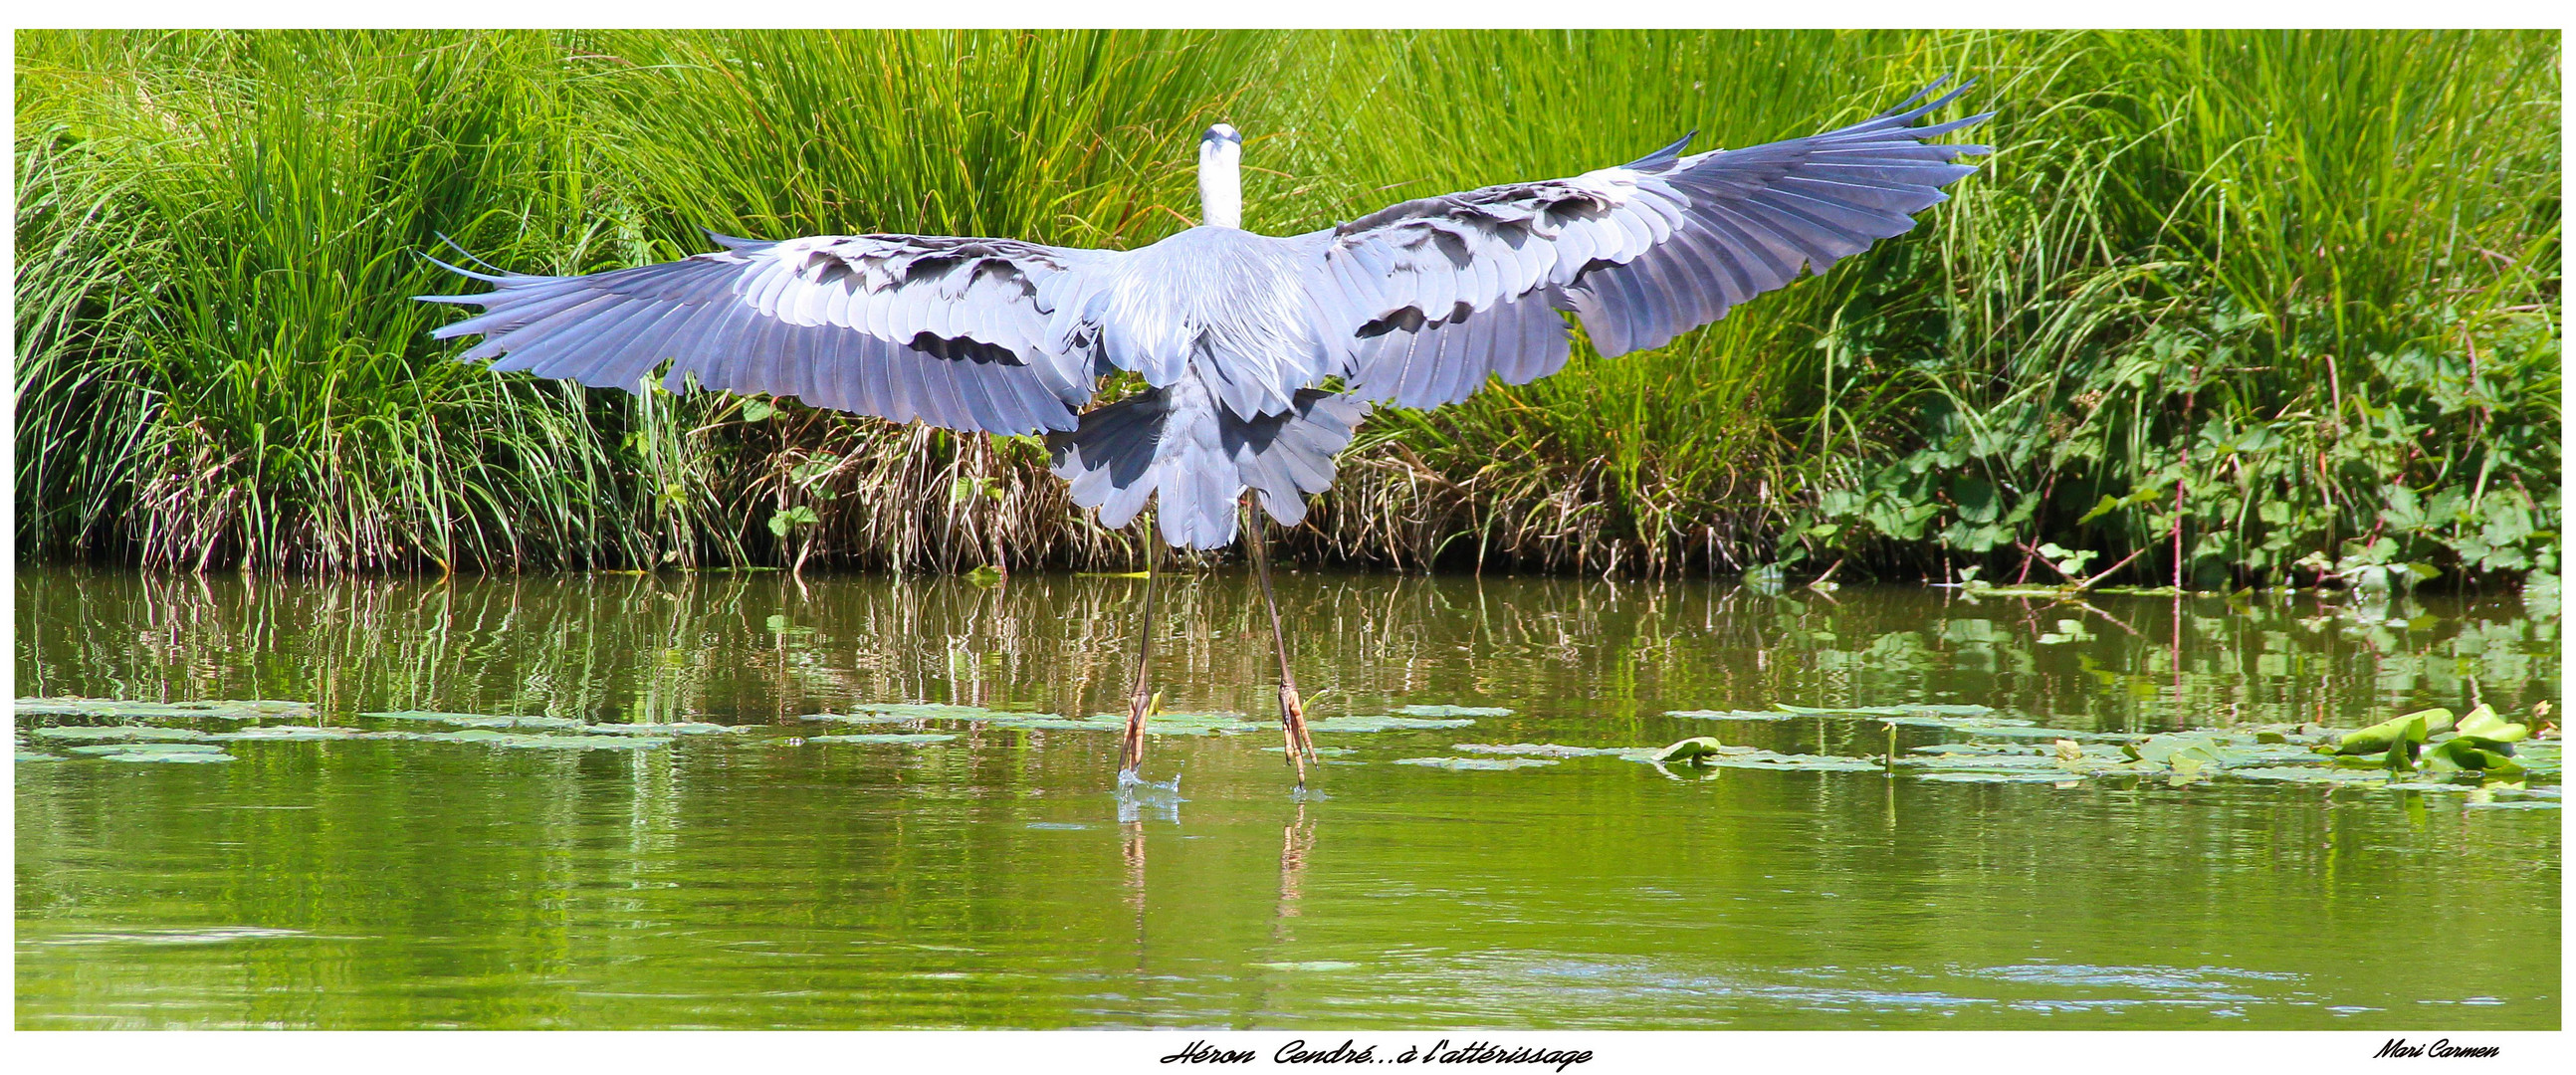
[422,80,1992,550]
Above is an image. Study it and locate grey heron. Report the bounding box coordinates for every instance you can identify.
[421,80,1992,786]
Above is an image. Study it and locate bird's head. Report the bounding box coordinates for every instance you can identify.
[1196,123,1243,229]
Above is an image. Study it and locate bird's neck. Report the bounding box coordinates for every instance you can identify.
[1198,147,1241,229]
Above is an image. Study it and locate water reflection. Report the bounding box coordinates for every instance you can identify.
[14,567,2560,1029]
[15,567,2559,734]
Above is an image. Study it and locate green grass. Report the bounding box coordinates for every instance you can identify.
[14,30,2561,587]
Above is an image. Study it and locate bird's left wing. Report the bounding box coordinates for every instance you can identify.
[420,233,1115,434]
[1302,81,1993,410]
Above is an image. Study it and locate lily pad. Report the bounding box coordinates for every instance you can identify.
[1453,743,1644,758]
[581,722,743,736]
[1902,754,2069,772]
[17,750,66,762]
[846,703,1003,720]
[806,713,931,725]
[809,734,958,745]
[2454,705,2530,746]
[1913,743,2049,756]
[1883,715,2044,732]
[2328,708,2450,755]
[362,712,589,731]
[1689,750,1887,773]
[209,726,369,741]
[410,730,670,750]
[2225,765,2421,786]
[1914,771,2078,784]
[1312,715,1477,733]
[977,714,1121,732]
[70,743,235,763]
[1666,709,1803,722]
[1649,737,1734,763]
[33,726,214,743]
[1395,705,1514,718]
[1028,712,1267,736]
[1394,756,1559,771]
[1263,746,1358,756]
[14,698,315,721]
[1777,703,2000,718]
[1947,724,2136,742]
[1247,961,1362,971]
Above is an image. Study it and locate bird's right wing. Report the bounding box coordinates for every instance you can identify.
[1304,80,1993,410]
[420,233,1117,434]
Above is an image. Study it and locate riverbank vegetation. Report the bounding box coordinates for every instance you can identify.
[15,30,2560,588]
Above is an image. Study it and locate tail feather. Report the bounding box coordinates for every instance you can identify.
[1050,383,1366,549]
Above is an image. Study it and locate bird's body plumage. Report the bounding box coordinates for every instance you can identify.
[424,82,1992,551]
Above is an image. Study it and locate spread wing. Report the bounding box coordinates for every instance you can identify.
[419,233,1118,434]
[1306,80,1994,410]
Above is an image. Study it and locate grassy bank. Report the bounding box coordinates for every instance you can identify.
[15,30,2561,590]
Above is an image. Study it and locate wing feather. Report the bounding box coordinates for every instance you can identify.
[1313,80,1990,409]
[421,233,1113,434]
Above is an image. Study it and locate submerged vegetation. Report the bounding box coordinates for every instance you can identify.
[15,30,2561,586]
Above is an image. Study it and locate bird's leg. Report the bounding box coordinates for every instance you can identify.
[1244,504,1315,784]
[1121,523,1161,777]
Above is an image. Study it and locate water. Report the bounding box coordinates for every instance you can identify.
[14,566,2560,1029]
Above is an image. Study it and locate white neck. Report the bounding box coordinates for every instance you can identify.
[1197,140,1241,229]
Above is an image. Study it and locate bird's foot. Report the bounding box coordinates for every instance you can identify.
[1277,684,1317,785]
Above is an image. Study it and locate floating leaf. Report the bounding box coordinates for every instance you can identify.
[2329,709,2448,755]
[2454,705,2529,746]
[1915,771,2073,784]
[1776,703,2000,717]
[809,734,958,745]
[1913,743,2049,756]
[70,743,235,763]
[209,726,369,741]
[1311,715,1476,733]
[2226,765,2415,786]
[1682,750,1886,773]
[2424,739,2527,780]
[1649,737,1730,763]
[1247,961,1361,971]
[14,698,315,721]
[1395,704,1514,718]
[410,730,670,750]
[1666,709,1802,722]
[68,742,229,756]
[17,750,66,762]
[964,565,1004,588]
[1394,756,1558,771]
[581,723,743,737]
[845,703,1004,720]
[1454,743,1643,758]
[33,726,214,743]
[362,712,589,731]
[1262,746,1358,756]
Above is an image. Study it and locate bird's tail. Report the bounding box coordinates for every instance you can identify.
[1049,381,1366,549]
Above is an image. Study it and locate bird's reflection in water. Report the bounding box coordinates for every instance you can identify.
[1114,770,1182,964]
[1273,803,1316,937]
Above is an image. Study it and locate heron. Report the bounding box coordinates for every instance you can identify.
[420,80,1992,786]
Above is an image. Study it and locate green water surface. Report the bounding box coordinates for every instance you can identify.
[14,567,2561,1028]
